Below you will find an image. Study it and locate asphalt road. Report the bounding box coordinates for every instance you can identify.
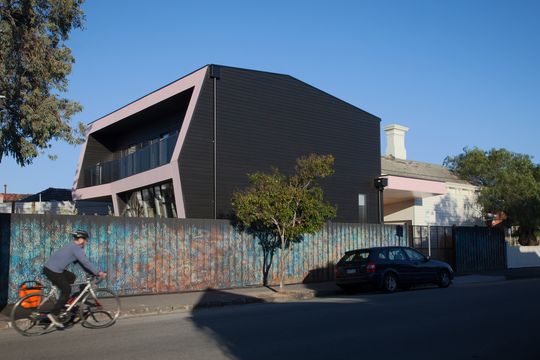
[1,279,540,360]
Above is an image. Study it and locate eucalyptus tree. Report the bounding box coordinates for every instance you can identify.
[0,0,85,165]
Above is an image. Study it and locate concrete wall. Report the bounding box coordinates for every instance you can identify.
[507,244,540,268]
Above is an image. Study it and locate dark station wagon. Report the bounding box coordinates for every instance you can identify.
[335,246,454,293]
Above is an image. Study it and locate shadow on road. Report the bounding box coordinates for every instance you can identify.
[190,288,266,310]
[187,280,540,360]
[189,289,368,360]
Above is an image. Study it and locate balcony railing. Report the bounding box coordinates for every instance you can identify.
[83,133,178,187]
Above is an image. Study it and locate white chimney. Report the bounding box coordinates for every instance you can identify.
[384,124,409,160]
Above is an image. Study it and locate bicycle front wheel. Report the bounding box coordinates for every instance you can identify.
[79,288,120,328]
[10,292,55,336]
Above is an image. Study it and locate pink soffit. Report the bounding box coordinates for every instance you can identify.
[385,176,446,195]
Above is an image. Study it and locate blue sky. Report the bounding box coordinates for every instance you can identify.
[1,0,539,194]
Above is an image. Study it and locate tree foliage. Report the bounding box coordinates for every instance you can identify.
[0,0,85,165]
[232,154,337,290]
[444,147,540,245]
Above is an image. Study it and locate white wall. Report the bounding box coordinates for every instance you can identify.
[384,200,414,223]
[414,182,484,226]
[507,244,540,268]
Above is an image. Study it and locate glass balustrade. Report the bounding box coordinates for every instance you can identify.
[83,133,178,187]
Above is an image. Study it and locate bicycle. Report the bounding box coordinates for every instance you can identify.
[10,275,121,336]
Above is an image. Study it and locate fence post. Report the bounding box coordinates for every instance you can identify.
[427,225,431,257]
[0,214,12,306]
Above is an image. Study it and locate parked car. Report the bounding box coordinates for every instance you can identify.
[335,246,454,293]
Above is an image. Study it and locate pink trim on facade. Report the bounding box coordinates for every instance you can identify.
[169,66,209,217]
[74,165,174,215]
[72,66,209,217]
[169,161,185,218]
[73,183,114,200]
[108,165,174,195]
[87,67,208,134]
[72,127,91,199]
[171,67,208,160]
[385,175,446,195]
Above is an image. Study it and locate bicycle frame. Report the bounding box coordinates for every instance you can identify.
[37,277,99,314]
[64,279,94,313]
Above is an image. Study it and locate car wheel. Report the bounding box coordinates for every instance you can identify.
[437,269,451,288]
[383,273,398,293]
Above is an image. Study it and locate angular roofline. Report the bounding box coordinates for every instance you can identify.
[212,64,381,121]
[88,64,380,125]
[88,64,210,125]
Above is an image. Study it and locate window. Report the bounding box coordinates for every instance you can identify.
[388,248,407,261]
[120,181,177,218]
[358,194,367,223]
[403,248,425,261]
[341,250,370,263]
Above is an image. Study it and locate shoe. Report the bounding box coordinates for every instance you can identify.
[47,314,65,328]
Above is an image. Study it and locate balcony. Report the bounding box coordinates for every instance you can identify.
[83,133,178,187]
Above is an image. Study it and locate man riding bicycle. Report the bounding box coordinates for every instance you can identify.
[43,229,106,328]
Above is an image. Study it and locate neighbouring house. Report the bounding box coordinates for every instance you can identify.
[73,65,382,223]
[0,189,31,213]
[0,187,111,215]
[381,124,483,226]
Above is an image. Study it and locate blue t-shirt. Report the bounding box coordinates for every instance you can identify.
[44,242,99,275]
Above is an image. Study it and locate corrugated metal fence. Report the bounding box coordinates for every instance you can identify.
[454,226,507,273]
[0,214,408,304]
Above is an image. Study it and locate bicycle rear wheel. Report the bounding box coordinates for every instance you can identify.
[10,292,56,336]
[79,288,120,328]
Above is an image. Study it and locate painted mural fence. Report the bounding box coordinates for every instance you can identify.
[0,214,408,304]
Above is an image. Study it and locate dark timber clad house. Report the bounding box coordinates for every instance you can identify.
[73,65,382,223]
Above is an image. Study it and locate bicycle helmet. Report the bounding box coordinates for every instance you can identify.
[72,229,89,240]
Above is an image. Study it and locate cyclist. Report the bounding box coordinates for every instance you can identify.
[43,229,106,328]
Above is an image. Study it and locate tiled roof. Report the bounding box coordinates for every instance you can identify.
[381,156,470,184]
[1,193,32,202]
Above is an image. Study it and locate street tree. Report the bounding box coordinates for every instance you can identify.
[232,154,337,291]
[444,147,540,245]
[0,0,85,165]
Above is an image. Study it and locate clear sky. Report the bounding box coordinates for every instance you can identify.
[1,0,539,194]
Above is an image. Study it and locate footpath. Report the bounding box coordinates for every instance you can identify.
[2,267,540,331]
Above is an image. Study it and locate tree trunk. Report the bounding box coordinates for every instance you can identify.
[279,237,286,292]
[518,227,538,246]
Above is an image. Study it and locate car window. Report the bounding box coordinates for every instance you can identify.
[377,249,387,260]
[403,248,426,261]
[388,248,407,261]
[341,251,370,263]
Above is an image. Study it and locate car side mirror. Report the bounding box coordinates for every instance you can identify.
[424,256,431,262]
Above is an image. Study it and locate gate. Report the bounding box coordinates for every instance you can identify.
[410,226,455,269]
[454,226,506,273]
